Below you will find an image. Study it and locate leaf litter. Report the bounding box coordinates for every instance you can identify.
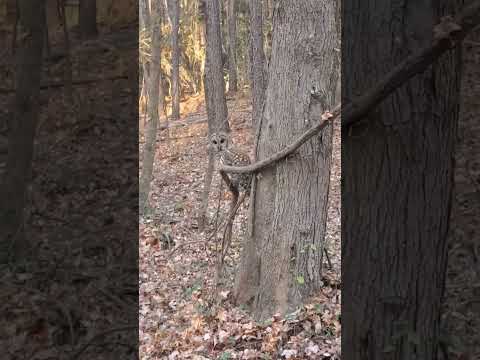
[140,94,341,359]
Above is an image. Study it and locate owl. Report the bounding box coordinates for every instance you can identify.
[209,131,252,193]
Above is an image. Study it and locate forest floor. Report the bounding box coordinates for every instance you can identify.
[0,26,138,359]
[139,95,341,359]
[0,20,477,360]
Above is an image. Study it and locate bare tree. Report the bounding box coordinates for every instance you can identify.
[234,0,339,320]
[0,0,46,264]
[167,0,181,121]
[226,0,238,93]
[198,0,230,231]
[248,0,266,125]
[342,0,463,358]
[139,0,164,213]
[79,0,98,40]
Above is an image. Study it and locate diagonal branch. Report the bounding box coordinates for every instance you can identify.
[219,0,480,175]
[220,106,339,174]
[342,0,480,128]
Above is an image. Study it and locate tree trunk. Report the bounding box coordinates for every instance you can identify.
[203,0,229,131]
[342,1,462,359]
[59,0,73,105]
[226,0,238,93]
[263,0,273,67]
[167,0,181,121]
[198,0,230,231]
[43,4,50,58]
[0,0,45,264]
[139,0,151,30]
[79,0,98,40]
[139,0,164,213]
[248,0,266,125]
[11,0,19,54]
[235,0,339,320]
[139,0,151,136]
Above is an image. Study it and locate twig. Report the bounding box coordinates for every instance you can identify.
[220,191,247,262]
[167,239,209,257]
[93,284,132,313]
[70,326,136,360]
[205,177,225,249]
[324,246,333,270]
[214,170,242,294]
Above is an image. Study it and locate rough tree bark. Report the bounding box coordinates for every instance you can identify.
[10,0,18,54]
[198,0,230,231]
[79,0,98,40]
[0,0,45,264]
[226,0,238,93]
[263,0,273,67]
[342,0,463,359]
[248,0,266,126]
[235,0,339,320]
[194,0,205,94]
[167,0,181,121]
[139,0,164,213]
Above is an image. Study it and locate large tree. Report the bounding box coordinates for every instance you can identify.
[234,0,339,320]
[0,0,46,263]
[226,0,238,93]
[248,0,266,125]
[342,0,463,358]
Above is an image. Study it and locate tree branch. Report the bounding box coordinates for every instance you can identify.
[219,0,480,174]
[342,0,480,128]
[219,107,339,174]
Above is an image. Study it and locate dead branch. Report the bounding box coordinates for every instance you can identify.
[342,0,480,128]
[221,191,247,261]
[219,0,480,175]
[214,170,244,294]
[70,326,136,360]
[219,107,338,174]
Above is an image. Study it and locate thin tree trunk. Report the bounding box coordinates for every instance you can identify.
[235,0,338,320]
[248,0,266,125]
[140,0,151,30]
[79,0,97,40]
[263,0,273,66]
[139,0,163,213]
[11,0,19,54]
[198,0,230,231]
[58,0,73,105]
[0,0,46,264]
[167,0,181,121]
[140,0,151,136]
[227,0,238,93]
[342,0,462,359]
[43,5,50,58]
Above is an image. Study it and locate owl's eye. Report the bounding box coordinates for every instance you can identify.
[212,140,217,144]
[220,139,225,143]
